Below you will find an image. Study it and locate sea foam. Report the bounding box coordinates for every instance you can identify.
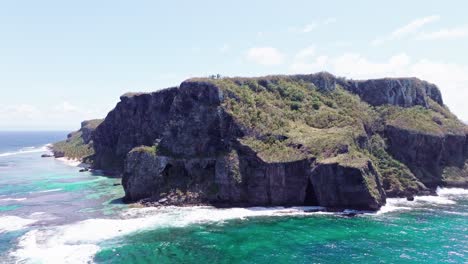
[376,187,466,215]
[0,145,50,158]
[10,187,468,263]
[437,187,468,196]
[0,197,27,202]
[11,206,324,263]
[0,216,37,233]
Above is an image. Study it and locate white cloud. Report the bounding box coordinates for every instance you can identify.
[291,46,327,73]
[0,100,109,130]
[392,15,440,38]
[323,17,337,25]
[246,47,284,66]
[55,101,79,113]
[219,44,230,53]
[371,15,440,45]
[0,104,41,119]
[333,53,411,78]
[332,41,352,47]
[290,55,328,74]
[295,46,316,60]
[417,26,468,40]
[288,52,468,120]
[290,18,337,33]
[302,23,317,33]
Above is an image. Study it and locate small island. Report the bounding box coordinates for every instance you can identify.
[52,72,468,211]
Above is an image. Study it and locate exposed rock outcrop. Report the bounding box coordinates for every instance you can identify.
[309,156,386,210]
[55,72,468,211]
[92,88,178,172]
[385,125,468,188]
[340,77,443,107]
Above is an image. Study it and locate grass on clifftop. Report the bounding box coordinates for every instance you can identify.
[366,134,425,194]
[129,145,158,156]
[207,77,375,163]
[53,131,94,160]
[379,100,465,136]
[202,76,458,195]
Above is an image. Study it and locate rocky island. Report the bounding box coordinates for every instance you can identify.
[52,72,468,211]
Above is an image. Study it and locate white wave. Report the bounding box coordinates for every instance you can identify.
[0,144,50,157]
[414,195,455,205]
[436,187,468,196]
[35,188,62,193]
[375,198,413,215]
[375,191,462,215]
[442,210,468,217]
[55,157,83,167]
[0,197,27,202]
[11,205,325,263]
[13,229,100,264]
[0,216,37,233]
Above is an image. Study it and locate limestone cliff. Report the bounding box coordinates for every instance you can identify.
[54,72,468,211]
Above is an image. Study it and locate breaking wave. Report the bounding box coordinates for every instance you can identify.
[10,187,468,263]
[376,187,467,215]
[0,216,37,233]
[11,206,326,263]
[0,144,51,158]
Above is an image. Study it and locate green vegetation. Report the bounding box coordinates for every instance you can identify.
[130,145,158,156]
[227,150,242,183]
[366,134,423,194]
[53,131,94,160]
[52,119,103,161]
[196,75,465,194]
[205,77,374,162]
[379,103,465,136]
[442,161,468,185]
[321,153,370,169]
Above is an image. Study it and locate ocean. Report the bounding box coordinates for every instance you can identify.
[0,131,466,263]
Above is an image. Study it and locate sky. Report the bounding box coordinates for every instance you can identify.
[0,0,467,130]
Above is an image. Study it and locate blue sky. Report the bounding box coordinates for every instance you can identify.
[1,0,467,130]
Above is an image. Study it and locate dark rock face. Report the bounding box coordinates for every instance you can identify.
[80,119,102,144]
[92,88,178,172]
[293,72,337,92]
[309,160,386,210]
[385,125,468,188]
[123,145,385,210]
[118,82,388,210]
[159,81,231,157]
[341,78,443,107]
[58,72,466,211]
[123,151,170,201]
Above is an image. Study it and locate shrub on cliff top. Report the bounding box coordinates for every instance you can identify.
[53,131,94,160]
[379,104,465,135]
[208,77,374,162]
[130,145,158,156]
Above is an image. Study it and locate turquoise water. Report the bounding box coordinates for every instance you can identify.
[0,132,467,263]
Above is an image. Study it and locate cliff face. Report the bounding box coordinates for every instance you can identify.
[92,88,178,172]
[52,119,102,160]
[55,72,468,211]
[385,125,468,188]
[340,78,443,107]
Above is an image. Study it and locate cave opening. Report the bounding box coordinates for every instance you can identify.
[304,179,318,205]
